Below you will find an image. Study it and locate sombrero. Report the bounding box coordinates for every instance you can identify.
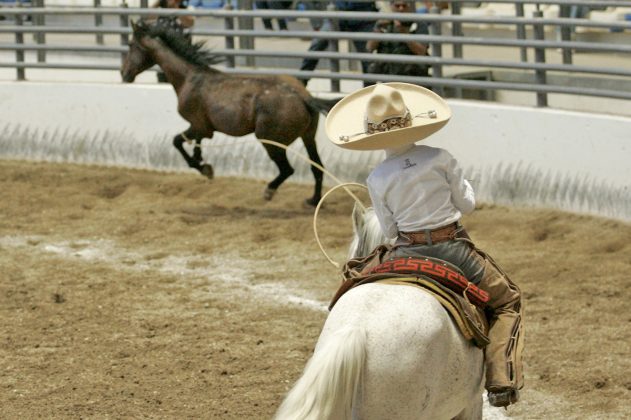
[325,82,452,151]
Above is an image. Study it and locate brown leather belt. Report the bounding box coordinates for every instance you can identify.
[397,222,463,246]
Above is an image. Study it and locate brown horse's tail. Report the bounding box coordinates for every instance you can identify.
[306,97,343,116]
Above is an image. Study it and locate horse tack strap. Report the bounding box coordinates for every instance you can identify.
[369,257,490,308]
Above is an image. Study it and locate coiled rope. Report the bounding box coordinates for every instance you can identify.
[312,181,368,269]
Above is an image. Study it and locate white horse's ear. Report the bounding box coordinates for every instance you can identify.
[352,203,365,234]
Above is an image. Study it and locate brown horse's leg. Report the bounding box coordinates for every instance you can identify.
[301,121,324,206]
[172,128,213,179]
[262,144,294,201]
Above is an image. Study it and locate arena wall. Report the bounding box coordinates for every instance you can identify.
[1,81,629,220]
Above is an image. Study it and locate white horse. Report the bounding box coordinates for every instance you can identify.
[274,204,485,420]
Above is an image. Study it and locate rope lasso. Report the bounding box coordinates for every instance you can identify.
[257,139,367,212]
[255,140,369,268]
[193,134,370,268]
[312,182,368,269]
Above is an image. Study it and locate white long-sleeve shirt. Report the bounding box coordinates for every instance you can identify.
[367,145,476,239]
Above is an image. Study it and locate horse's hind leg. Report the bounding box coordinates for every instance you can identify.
[301,124,324,206]
[172,127,213,179]
[262,144,294,201]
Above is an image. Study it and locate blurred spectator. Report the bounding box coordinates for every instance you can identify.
[256,0,293,31]
[298,0,326,31]
[424,1,448,12]
[152,0,195,30]
[298,0,379,86]
[365,0,430,85]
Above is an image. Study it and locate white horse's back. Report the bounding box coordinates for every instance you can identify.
[275,204,484,420]
[275,283,484,420]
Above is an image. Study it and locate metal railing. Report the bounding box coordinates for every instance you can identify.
[1,0,631,108]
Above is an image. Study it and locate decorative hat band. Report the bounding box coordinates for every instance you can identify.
[339,110,438,143]
[365,109,412,134]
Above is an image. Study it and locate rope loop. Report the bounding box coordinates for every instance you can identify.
[203,137,370,269]
[313,182,369,269]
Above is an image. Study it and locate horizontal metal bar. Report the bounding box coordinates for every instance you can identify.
[0,62,122,70]
[197,30,631,53]
[3,61,628,100]
[4,25,628,54]
[442,0,631,7]
[0,44,126,53]
[4,1,620,9]
[230,67,631,100]
[1,41,629,78]
[10,25,618,54]
[2,8,631,30]
[2,44,630,79]
[0,26,130,34]
[212,49,631,78]
[416,0,629,5]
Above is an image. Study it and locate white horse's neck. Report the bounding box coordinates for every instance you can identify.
[349,205,391,259]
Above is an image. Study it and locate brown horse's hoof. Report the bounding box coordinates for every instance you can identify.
[304,197,320,207]
[201,164,214,180]
[263,187,276,201]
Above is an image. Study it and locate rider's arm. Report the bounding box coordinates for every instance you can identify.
[444,151,475,214]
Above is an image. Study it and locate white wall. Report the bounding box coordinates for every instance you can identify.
[1,81,629,220]
[429,100,631,189]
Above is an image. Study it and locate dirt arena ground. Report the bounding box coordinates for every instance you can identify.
[1,160,630,419]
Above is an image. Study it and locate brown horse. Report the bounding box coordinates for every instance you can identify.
[121,19,339,206]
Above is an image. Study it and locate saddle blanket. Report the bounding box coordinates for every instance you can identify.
[335,247,490,348]
[369,257,490,308]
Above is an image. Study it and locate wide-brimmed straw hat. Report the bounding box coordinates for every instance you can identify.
[325,82,452,151]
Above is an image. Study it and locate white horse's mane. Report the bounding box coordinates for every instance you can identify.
[348,204,393,259]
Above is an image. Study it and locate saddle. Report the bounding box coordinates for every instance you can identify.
[332,246,490,348]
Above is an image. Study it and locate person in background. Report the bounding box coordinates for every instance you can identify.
[365,0,430,86]
[299,0,326,31]
[423,1,448,12]
[298,0,378,87]
[255,0,293,31]
[152,0,195,30]
[151,0,195,82]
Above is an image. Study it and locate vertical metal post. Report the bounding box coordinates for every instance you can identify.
[558,4,572,64]
[327,3,340,93]
[237,0,255,67]
[34,0,46,62]
[120,2,129,63]
[140,0,148,7]
[450,1,462,58]
[224,3,236,68]
[15,2,26,81]
[95,0,104,45]
[429,6,443,97]
[515,2,527,62]
[533,10,547,107]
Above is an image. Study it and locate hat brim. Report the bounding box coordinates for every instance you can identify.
[325,83,452,151]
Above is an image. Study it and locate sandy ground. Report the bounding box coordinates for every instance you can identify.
[1,159,630,419]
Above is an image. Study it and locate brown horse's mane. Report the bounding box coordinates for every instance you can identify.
[134,19,224,68]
